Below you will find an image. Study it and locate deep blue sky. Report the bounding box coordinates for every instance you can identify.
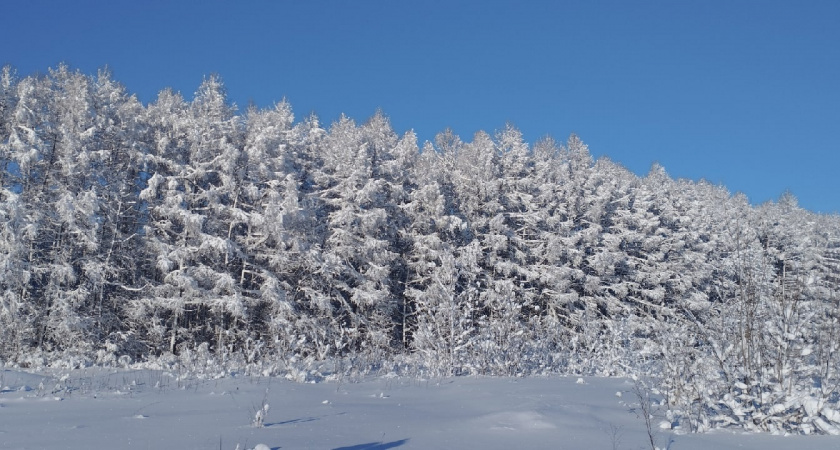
[2,1,838,213]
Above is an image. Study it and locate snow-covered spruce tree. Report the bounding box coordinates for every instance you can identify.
[81,69,150,360]
[442,130,506,375]
[573,156,641,375]
[542,135,628,375]
[234,100,302,364]
[649,179,733,427]
[6,66,109,357]
[133,77,250,358]
[522,136,579,373]
[481,124,548,375]
[0,66,16,151]
[623,165,716,377]
[131,87,190,355]
[308,113,402,368]
[358,112,416,355]
[0,188,30,360]
[403,144,473,376]
[264,113,351,368]
[0,66,25,359]
[184,75,250,359]
[6,70,62,354]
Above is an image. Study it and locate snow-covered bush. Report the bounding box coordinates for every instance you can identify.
[251,389,270,428]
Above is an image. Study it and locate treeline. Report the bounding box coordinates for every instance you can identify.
[1,66,840,433]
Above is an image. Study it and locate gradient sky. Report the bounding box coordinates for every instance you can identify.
[2,1,838,213]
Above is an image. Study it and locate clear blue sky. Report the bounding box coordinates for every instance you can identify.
[2,1,838,213]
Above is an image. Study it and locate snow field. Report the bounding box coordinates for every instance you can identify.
[2,369,840,449]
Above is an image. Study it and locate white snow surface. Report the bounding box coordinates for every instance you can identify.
[1,369,838,449]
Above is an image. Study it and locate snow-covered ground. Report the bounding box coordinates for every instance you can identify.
[1,369,838,449]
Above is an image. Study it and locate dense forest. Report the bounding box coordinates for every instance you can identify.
[1,65,840,434]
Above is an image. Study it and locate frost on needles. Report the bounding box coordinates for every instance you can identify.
[1,65,840,434]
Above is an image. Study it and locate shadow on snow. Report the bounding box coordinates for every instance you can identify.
[332,438,410,450]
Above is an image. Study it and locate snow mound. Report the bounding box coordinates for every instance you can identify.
[475,410,556,431]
